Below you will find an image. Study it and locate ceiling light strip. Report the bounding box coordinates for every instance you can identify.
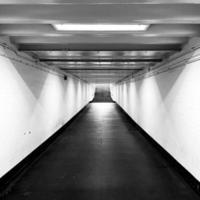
[53,24,149,31]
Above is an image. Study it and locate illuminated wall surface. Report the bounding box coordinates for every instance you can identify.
[0,45,94,178]
[111,39,200,182]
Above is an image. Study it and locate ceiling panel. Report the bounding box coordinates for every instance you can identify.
[29,50,174,60]
[0,0,200,5]
[62,68,136,83]
[59,65,147,70]
[44,60,156,68]
[0,2,199,83]
[0,4,200,24]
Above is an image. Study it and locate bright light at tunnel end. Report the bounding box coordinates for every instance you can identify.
[53,24,149,31]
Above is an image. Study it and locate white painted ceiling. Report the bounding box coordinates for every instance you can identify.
[0,0,200,83]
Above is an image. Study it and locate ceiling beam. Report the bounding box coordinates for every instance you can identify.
[19,44,182,51]
[63,68,140,71]
[1,4,200,24]
[61,68,142,71]
[0,0,199,5]
[40,58,162,62]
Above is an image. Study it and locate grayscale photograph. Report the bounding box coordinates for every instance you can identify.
[0,0,200,199]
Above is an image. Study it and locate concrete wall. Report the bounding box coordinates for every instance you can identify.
[111,38,200,182]
[0,41,94,178]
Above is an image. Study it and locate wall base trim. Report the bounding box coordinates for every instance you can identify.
[0,104,89,197]
[116,104,200,196]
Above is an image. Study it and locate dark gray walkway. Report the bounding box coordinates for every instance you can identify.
[5,103,199,200]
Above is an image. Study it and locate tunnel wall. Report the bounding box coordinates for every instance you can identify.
[0,41,94,178]
[111,38,200,182]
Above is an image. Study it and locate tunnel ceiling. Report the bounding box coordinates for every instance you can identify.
[0,1,200,83]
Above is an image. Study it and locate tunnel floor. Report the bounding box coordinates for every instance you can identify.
[5,103,199,200]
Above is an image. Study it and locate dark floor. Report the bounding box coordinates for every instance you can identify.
[4,103,200,200]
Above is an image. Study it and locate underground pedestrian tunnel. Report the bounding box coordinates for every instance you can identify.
[1,1,200,199]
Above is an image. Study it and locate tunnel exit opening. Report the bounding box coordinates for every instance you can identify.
[92,84,114,103]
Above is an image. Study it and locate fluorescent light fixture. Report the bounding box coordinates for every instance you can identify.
[53,24,149,31]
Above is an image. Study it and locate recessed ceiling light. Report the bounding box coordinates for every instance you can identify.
[53,24,149,31]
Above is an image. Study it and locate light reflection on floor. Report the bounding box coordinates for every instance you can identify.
[90,102,115,118]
